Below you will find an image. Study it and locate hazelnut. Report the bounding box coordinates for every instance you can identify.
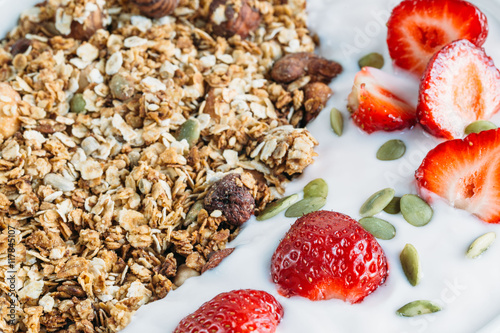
[271,52,343,84]
[0,83,21,139]
[201,248,235,273]
[208,0,261,39]
[131,0,180,19]
[68,8,104,40]
[204,174,255,227]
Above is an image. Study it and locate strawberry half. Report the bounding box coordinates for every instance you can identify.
[271,211,388,303]
[417,39,500,139]
[174,289,284,333]
[347,67,417,134]
[416,128,500,223]
[387,0,488,76]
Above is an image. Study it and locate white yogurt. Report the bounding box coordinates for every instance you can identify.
[2,0,500,332]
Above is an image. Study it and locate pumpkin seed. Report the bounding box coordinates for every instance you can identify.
[330,107,344,136]
[400,243,421,286]
[466,232,496,259]
[358,52,385,69]
[177,119,201,147]
[396,300,441,317]
[376,139,406,161]
[70,93,86,114]
[257,194,299,221]
[400,194,433,227]
[359,217,396,240]
[183,200,204,226]
[110,73,135,101]
[359,188,395,217]
[383,196,401,214]
[464,120,497,135]
[285,197,326,218]
[303,178,328,199]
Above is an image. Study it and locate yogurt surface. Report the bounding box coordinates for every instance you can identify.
[124,0,500,332]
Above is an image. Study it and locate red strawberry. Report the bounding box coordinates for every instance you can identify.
[417,39,500,139]
[174,289,284,333]
[347,67,417,134]
[387,0,488,76]
[416,128,500,223]
[271,211,388,303]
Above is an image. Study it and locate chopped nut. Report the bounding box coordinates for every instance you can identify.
[209,0,261,39]
[302,82,333,126]
[173,264,200,287]
[202,248,235,273]
[0,83,21,138]
[131,0,180,19]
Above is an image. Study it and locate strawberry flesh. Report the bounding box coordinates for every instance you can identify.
[416,128,500,223]
[387,0,488,76]
[174,289,284,333]
[271,210,388,303]
[417,39,500,139]
[348,67,417,134]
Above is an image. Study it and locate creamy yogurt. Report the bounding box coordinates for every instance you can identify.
[2,0,500,332]
[124,1,500,332]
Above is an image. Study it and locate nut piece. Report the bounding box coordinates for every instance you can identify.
[204,174,255,227]
[271,52,342,84]
[10,38,32,56]
[68,8,104,40]
[201,248,235,273]
[209,0,261,39]
[131,0,180,19]
[173,264,200,287]
[302,82,333,125]
[0,83,21,139]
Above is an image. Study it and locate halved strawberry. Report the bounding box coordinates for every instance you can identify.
[347,67,417,134]
[387,0,488,76]
[416,128,500,223]
[417,39,500,139]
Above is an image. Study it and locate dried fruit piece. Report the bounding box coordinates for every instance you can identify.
[383,196,401,215]
[208,0,261,39]
[358,52,384,69]
[303,178,328,199]
[359,217,396,240]
[271,52,342,84]
[400,194,433,227]
[397,300,442,317]
[257,194,299,221]
[201,248,235,273]
[204,174,255,227]
[466,232,496,259]
[10,38,32,56]
[464,120,497,135]
[376,139,406,161]
[400,243,421,286]
[131,0,179,19]
[284,197,326,218]
[330,107,344,136]
[359,188,395,217]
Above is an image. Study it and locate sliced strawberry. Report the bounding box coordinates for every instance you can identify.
[417,39,500,139]
[416,128,500,223]
[347,67,417,134]
[174,289,284,333]
[271,211,388,303]
[387,0,488,76]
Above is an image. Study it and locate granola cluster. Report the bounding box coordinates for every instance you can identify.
[0,0,341,332]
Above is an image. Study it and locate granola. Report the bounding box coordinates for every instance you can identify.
[0,0,341,332]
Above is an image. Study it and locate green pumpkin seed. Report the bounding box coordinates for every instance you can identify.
[358,52,385,69]
[303,178,328,199]
[330,107,343,136]
[376,139,406,161]
[359,217,396,240]
[396,300,441,317]
[184,200,204,226]
[466,232,496,259]
[285,197,326,218]
[70,93,86,114]
[177,119,201,147]
[464,120,497,135]
[400,194,433,227]
[257,194,299,221]
[359,188,395,217]
[383,196,401,214]
[400,243,421,286]
[110,73,135,101]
